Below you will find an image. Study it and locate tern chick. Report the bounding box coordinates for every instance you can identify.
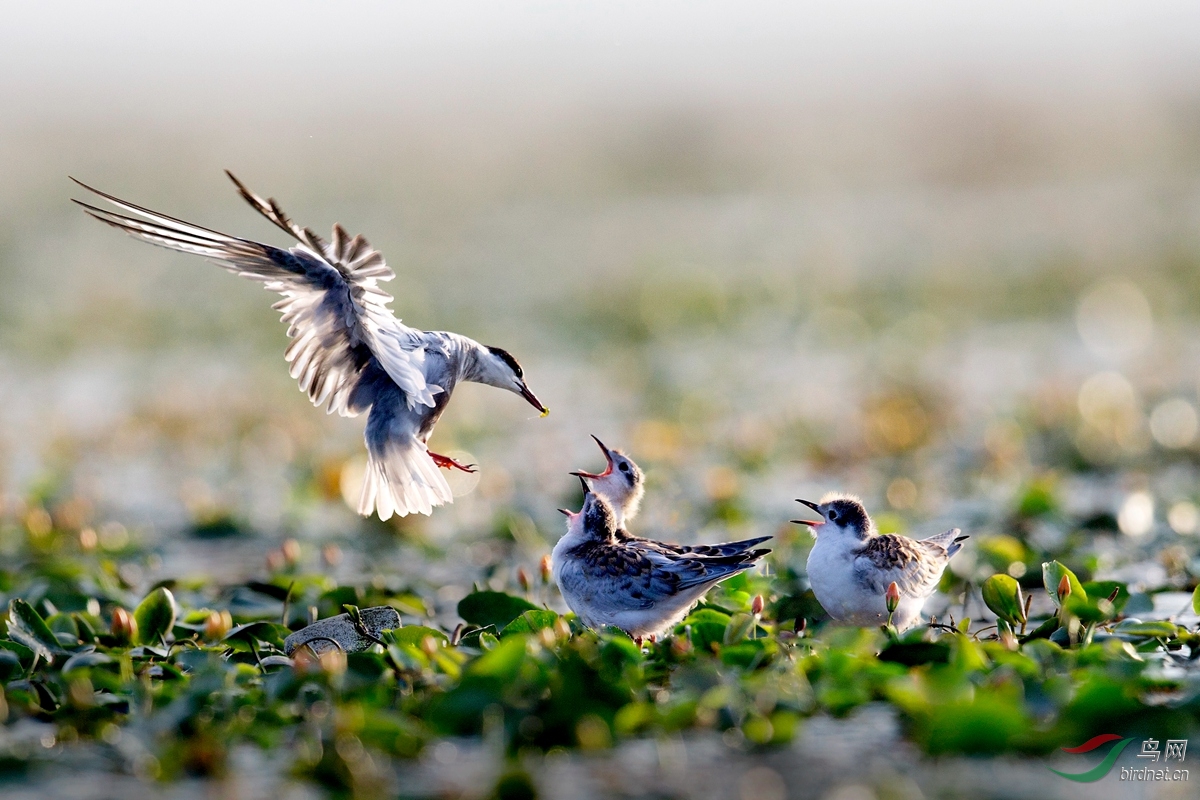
[552,492,769,641]
[72,174,547,520]
[572,437,770,558]
[794,494,967,631]
[570,435,644,528]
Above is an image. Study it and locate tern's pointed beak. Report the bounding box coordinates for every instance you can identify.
[558,508,572,517]
[570,434,615,479]
[518,381,548,416]
[793,499,824,527]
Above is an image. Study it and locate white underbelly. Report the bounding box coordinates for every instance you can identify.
[806,543,927,630]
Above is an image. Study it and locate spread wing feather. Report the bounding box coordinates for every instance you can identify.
[71,175,435,415]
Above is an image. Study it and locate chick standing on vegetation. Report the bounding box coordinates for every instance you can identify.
[793,494,967,631]
[572,436,771,558]
[72,173,547,520]
[552,491,770,643]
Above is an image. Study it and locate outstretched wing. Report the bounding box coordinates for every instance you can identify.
[853,534,951,598]
[72,175,436,415]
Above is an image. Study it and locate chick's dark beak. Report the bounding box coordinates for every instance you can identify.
[570,434,614,479]
[793,498,824,527]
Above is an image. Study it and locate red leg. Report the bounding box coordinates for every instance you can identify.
[428,451,477,473]
[634,636,643,648]
[647,635,657,644]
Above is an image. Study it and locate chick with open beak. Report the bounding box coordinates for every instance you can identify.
[551,490,770,642]
[790,494,967,631]
[570,435,645,528]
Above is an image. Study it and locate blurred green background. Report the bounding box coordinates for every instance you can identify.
[4,4,1200,561]
[4,5,1200,795]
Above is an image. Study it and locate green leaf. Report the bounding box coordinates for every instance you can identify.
[465,635,528,682]
[723,612,755,646]
[683,608,731,653]
[456,591,538,630]
[1063,594,1116,624]
[387,626,448,648]
[0,649,22,680]
[500,610,559,637]
[1017,476,1058,518]
[720,638,776,669]
[134,587,178,645]
[1112,620,1179,639]
[1041,561,1086,608]
[0,640,34,666]
[981,574,1026,625]
[1193,584,1200,616]
[1081,581,1129,613]
[7,598,66,661]
[1022,616,1060,641]
[61,651,115,673]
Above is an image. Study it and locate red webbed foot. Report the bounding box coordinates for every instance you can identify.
[428,451,477,473]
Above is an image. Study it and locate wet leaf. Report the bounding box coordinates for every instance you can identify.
[7,599,66,661]
[134,587,177,645]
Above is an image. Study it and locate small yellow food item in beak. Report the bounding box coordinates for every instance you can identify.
[540,407,550,418]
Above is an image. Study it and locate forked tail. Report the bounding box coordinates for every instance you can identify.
[358,437,453,520]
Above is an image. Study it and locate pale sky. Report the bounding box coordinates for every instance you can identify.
[3,1,1200,121]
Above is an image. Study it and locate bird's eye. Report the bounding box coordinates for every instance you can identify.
[828,509,839,522]
[619,463,630,473]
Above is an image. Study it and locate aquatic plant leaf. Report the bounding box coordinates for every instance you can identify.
[1042,561,1086,608]
[134,587,177,645]
[61,651,114,673]
[457,591,538,630]
[500,610,559,637]
[7,599,66,661]
[981,574,1026,625]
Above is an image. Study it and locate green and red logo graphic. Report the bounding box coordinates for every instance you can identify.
[1048,734,1133,782]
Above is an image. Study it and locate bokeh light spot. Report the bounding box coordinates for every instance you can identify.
[1118,491,1154,537]
[885,478,917,510]
[1076,280,1153,360]
[1149,398,1198,449]
[1167,501,1198,535]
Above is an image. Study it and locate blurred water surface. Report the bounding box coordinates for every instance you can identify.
[3,8,1200,795]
